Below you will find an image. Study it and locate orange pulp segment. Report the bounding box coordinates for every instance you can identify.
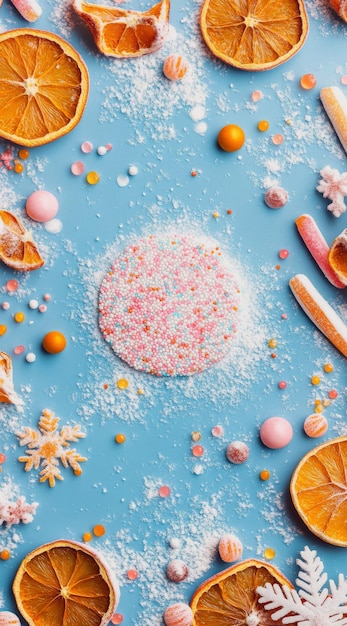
[190,559,292,625]
[200,0,309,71]
[72,0,170,58]
[330,0,347,21]
[0,351,19,403]
[0,29,89,147]
[0,210,44,271]
[13,540,119,626]
[290,436,347,546]
[328,228,347,286]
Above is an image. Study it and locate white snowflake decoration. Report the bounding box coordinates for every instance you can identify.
[16,408,87,487]
[0,495,38,527]
[317,166,347,217]
[257,545,347,625]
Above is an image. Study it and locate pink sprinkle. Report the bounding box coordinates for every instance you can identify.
[0,453,6,463]
[281,313,288,319]
[38,304,47,313]
[341,75,347,86]
[328,389,338,399]
[6,279,19,292]
[272,134,284,145]
[251,90,263,102]
[278,381,287,389]
[226,441,249,464]
[127,569,138,580]
[43,293,51,301]
[158,485,171,498]
[105,143,113,151]
[81,141,93,153]
[192,444,204,457]
[111,615,123,625]
[279,249,289,259]
[14,345,25,355]
[71,161,85,175]
[1,302,9,310]
[211,424,224,437]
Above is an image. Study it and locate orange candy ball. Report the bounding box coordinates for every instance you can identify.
[42,331,67,354]
[217,124,245,152]
[163,55,188,81]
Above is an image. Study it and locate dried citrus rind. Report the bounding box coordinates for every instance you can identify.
[328,228,347,286]
[0,210,44,271]
[0,29,89,147]
[290,436,347,546]
[13,539,120,626]
[190,558,292,625]
[73,0,170,58]
[200,0,309,71]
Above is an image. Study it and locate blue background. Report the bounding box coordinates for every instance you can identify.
[1,0,347,624]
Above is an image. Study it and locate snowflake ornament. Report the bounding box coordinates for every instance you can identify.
[257,545,347,625]
[317,165,347,217]
[0,495,38,527]
[16,408,87,487]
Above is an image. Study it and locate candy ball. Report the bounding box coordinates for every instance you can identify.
[163,55,189,81]
[226,441,249,464]
[166,559,189,582]
[260,416,293,449]
[0,612,21,626]
[303,413,328,438]
[42,331,67,354]
[218,124,245,152]
[264,186,288,209]
[164,602,193,626]
[218,533,243,563]
[26,190,59,223]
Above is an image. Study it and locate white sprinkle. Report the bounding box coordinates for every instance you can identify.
[194,121,207,135]
[97,146,107,156]
[117,175,130,187]
[25,352,36,363]
[190,104,206,122]
[128,165,138,176]
[45,218,63,233]
[28,299,39,310]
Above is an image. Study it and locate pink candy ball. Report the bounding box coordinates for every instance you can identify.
[264,186,288,209]
[26,190,59,222]
[260,416,293,449]
[164,603,193,626]
[226,441,249,464]
[166,559,189,582]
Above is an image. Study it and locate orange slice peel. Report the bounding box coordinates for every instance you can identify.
[291,436,347,546]
[0,351,21,404]
[0,29,89,147]
[0,210,44,271]
[200,0,309,71]
[190,558,292,625]
[328,228,347,286]
[13,539,120,626]
[73,0,170,58]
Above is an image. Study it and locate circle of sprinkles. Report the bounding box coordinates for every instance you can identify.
[99,234,240,376]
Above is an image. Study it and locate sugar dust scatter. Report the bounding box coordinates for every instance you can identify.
[98,233,241,376]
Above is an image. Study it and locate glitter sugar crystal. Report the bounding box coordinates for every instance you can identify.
[98,234,241,376]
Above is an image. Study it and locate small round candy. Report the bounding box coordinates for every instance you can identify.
[0,611,21,626]
[164,603,193,626]
[218,533,243,563]
[26,190,59,223]
[166,559,189,582]
[28,299,39,309]
[25,352,36,363]
[163,54,189,81]
[42,331,67,354]
[218,124,245,152]
[260,416,293,449]
[226,441,249,464]
[303,413,328,438]
[264,186,288,209]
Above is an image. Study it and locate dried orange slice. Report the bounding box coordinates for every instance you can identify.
[200,0,309,71]
[0,29,89,147]
[0,210,44,271]
[13,539,120,626]
[190,559,292,625]
[0,351,20,404]
[73,0,170,58]
[328,228,347,286]
[330,0,347,21]
[290,436,347,546]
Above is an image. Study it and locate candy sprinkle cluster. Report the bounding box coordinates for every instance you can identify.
[98,234,241,376]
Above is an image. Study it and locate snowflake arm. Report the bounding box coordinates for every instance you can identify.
[257,582,312,624]
[0,494,38,527]
[296,546,328,607]
[40,457,63,487]
[59,425,86,445]
[18,448,42,471]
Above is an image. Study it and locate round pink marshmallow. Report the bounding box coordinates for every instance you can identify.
[26,190,59,223]
[260,416,293,449]
[264,186,288,209]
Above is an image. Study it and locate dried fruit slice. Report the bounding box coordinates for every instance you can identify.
[0,29,89,147]
[13,539,119,626]
[0,210,44,271]
[290,436,347,546]
[330,0,347,21]
[73,0,170,58]
[0,351,20,404]
[200,0,309,71]
[190,559,292,625]
[328,228,347,286]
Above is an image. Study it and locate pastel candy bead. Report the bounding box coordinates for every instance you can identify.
[260,416,293,449]
[0,612,21,626]
[218,533,243,563]
[164,603,193,626]
[26,190,59,223]
[304,413,328,438]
